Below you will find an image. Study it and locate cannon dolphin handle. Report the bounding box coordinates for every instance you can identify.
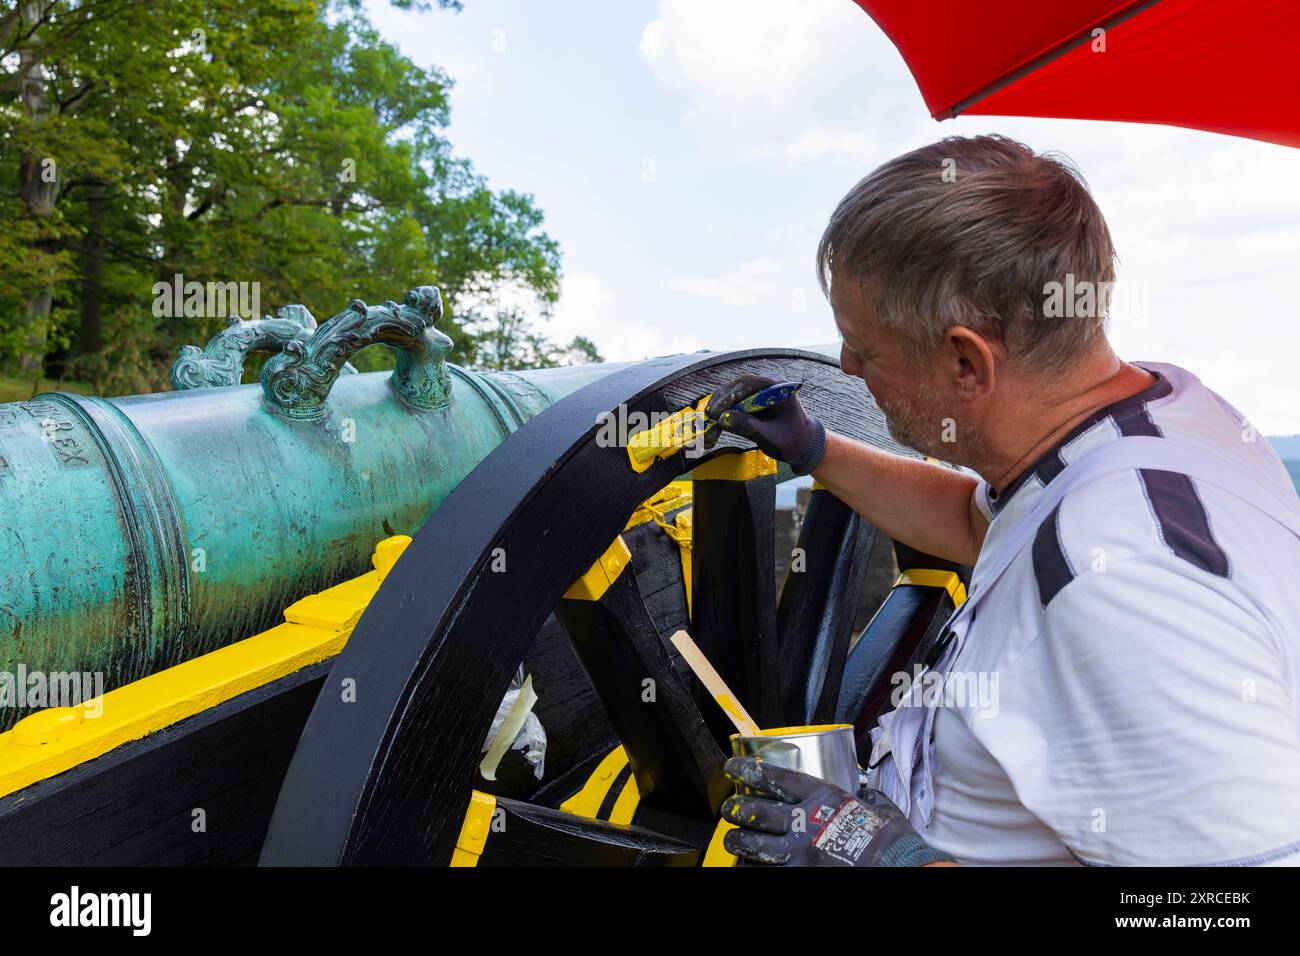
[261,285,453,420]
[170,304,356,390]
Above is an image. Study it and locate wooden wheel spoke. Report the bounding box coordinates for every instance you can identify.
[474,796,699,867]
[775,487,876,726]
[687,451,780,742]
[836,556,964,757]
[555,537,727,821]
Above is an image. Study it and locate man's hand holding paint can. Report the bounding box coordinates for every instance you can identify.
[722,727,957,867]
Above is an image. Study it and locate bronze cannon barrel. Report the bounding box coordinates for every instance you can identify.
[0,286,627,726]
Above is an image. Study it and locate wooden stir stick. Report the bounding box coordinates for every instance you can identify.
[669,629,762,738]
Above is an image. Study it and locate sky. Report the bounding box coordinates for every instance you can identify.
[365,0,1300,435]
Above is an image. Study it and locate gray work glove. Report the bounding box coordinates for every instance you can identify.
[720,756,956,867]
[702,374,826,475]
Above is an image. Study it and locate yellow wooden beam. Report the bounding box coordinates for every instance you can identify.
[896,568,968,607]
[691,449,777,482]
[0,536,413,799]
[561,746,630,818]
[562,535,633,602]
[450,790,498,867]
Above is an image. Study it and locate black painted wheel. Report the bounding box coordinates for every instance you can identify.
[260,348,920,865]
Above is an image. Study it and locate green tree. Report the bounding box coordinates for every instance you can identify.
[469,306,601,371]
[0,0,591,397]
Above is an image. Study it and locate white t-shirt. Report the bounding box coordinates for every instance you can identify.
[870,361,1300,866]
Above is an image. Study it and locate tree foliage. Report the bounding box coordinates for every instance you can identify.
[0,0,593,396]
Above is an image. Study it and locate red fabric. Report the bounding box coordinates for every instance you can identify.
[853,0,1300,148]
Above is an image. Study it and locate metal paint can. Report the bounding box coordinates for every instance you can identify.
[730,723,859,794]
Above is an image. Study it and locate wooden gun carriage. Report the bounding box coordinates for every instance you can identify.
[0,286,967,866]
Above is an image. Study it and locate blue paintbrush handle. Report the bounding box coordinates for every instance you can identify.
[707,380,803,422]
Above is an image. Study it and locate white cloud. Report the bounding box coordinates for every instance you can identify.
[658,247,839,355]
[662,255,809,310]
[551,271,703,362]
[1031,126,1300,433]
[548,272,614,341]
[640,0,925,161]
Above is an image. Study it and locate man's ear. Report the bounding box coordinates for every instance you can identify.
[944,326,1001,402]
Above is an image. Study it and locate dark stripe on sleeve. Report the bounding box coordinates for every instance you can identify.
[1117,407,1231,579]
[1032,503,1075,607]
[1138,468,1232,578]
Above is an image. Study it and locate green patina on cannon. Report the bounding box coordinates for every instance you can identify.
[0,284,627,728]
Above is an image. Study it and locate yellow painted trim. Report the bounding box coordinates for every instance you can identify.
[0,536,413,799]
[624,481,693,531]
[744,723,853,738]
[626,396,713,473]
[566,744,737,861]
[562,535,633,602]
[691,450,778,482]
[450,790,497,867]
[621,485,695,619]
[675,509,694,620]
[371,535,412,580]
[558,745,641,825]
[702,820,738,867]
[560,745,631,818]
[896,569,967,607]
[608,773,641,825]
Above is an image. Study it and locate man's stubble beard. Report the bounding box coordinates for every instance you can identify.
[878,379,989,466]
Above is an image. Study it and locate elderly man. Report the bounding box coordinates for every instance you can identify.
[709,135,1300,867]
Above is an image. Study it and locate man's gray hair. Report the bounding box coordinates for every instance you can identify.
[817,135,1116,373]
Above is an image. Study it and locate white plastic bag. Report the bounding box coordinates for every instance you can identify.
[480,665,547,781]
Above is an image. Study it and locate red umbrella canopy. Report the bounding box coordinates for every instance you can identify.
[853,0,1300,148]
